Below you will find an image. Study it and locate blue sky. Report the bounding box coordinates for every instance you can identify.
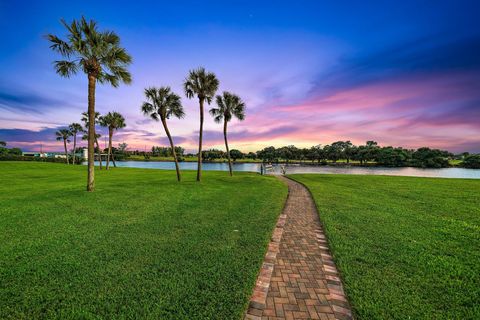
[0,0,479,152]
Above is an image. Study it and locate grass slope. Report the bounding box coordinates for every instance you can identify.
[290,174,480,320]
[0,162,287,319]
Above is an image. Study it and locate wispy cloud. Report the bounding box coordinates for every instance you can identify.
[0,90,66,114]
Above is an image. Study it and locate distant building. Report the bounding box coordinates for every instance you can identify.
[22,148,88,160]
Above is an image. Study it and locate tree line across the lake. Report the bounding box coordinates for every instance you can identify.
[120,141,480,169]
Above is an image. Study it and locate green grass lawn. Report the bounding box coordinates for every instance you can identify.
[290,174,480,320]
[0,162,287,319]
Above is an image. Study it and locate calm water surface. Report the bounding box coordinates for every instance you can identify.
[88,161,480,179]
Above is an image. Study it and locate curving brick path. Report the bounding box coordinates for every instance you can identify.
[245,176,353,320]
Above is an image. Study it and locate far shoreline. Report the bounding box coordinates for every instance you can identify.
[120,157,466,168]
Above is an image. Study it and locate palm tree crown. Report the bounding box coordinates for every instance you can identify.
[141,87,185,121]
[100,112,126,131]
[183,67,219,103]
[210,91,246,123]
[81,111,101,127]
[81,111,102,141]
[100,111,126,170]
[69,123,83,135]
[55,129,71,142]
[46,16,132,86]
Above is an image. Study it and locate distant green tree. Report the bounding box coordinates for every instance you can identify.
[8,148,22,155]
[257,146,277,163]
[0,141,7,155]
[47,16,132,191]
[411,147,451,168]
[462,154,480,169]
[306,145,324,163]
[202,149,224,161]
[246,152,257,160]
[353,141,379,164]
[118,143,128,154]
[375,147,411,167]
[55,129,71,164]
[229,149,244,162]
[341,141,354,163]
[184,67,219,181]
[277,145,299,163]
[0,142,22,156]
[324,142,346,162]
[100,112,126,169]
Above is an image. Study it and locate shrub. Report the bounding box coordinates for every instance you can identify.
[462,154,480,169]
[0,155,83,164]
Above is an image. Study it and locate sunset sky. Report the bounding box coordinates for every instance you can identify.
[0,1,479,153]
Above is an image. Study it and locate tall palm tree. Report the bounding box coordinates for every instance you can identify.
[55,129,71,164]
[141,87,185,181]
[81,111,103,170]
[100,112,126,170]
[47,16,132,191]
[209,92,246,176]
[184,67,219,181]
[69,123,83,164]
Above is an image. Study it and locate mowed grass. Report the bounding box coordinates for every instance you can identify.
[0,162,287,319]
[290,174,480,320]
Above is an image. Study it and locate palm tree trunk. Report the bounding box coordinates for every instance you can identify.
[112,153,117,167]
[95,138,103,170]
[197,98,204,181]
[87,75,96,191]
[162,118,181,182]
[63,139,69,164]
[223,119,232,176]
[72,134,76,164]
[106,128,113,170]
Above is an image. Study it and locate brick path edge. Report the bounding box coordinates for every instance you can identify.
[244,176,354,320]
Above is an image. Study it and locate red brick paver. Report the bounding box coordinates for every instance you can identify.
[245,176,353,320]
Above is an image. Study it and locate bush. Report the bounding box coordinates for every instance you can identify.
[0,155,83,164]
[462,154,480,169]
[410,147,451,168]
[375,147,411,167]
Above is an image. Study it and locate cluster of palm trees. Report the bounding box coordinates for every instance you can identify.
[48,16,245,191]
[54,111,126,168]
[141,71,246,182]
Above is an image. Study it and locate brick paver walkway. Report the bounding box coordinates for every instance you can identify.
[245,176,353,320]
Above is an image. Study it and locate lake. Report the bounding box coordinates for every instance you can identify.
[88,161,480,179]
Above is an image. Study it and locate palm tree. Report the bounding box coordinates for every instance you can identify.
[55,129,71,164]
[209,92,246,176]
[100,112,126,170]
[47,16,132,191]
[69,123,83,164]
[81,112,103,170]
[184,67,219,181]
[141,87,185,181]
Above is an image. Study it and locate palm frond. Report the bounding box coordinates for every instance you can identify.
[46,34,73,57]
[54,60,78,77]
